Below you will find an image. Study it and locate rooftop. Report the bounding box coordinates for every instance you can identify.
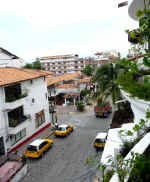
[56,84,78,89]
[0,67,52,86]
[29,139,45,147]
[46,72,81,86]
[39,54,79,60]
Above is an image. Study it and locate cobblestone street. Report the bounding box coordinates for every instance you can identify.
[22,106,113,182]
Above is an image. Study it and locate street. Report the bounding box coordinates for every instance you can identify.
[22,106,113,182]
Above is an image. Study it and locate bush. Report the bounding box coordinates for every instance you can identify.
[117,72,150,101]
[104,170,114,182]
[76,101,85,111]
[80,89,91,97]
[120,137,142,157]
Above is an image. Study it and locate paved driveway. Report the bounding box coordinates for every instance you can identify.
[22,106,113,182]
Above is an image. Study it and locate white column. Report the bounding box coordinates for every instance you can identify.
[64,98,67,105]
[73,98,76,106]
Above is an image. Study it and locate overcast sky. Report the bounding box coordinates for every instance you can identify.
[0,0,138,62]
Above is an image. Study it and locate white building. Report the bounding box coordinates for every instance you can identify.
[0,47,25,68]
[39,54,81,75]
[101,1,150,181]
[0,67,52,155]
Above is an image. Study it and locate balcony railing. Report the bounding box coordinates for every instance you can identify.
[6,93,28,103]
[9,116,28,128]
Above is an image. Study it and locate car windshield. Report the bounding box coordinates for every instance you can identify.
[95,139,105,143]
[58,127,66,131]
[27,145,37,152]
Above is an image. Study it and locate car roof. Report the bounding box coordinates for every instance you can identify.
[29,139,45,147]
[95,132,107,139]
[59,124,68,128]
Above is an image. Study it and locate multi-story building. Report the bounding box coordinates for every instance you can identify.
[39,52,119,76]
[101,1,150,181]
[0,67,52,156]
[94,50,120,65]
[39,54,83,75]
[0,47,25,68]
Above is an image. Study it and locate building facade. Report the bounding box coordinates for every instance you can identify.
[0,47,25,68]
[39,54,82,75]
[0,68,51,156]
[39,52,119,76]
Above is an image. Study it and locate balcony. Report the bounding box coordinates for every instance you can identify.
[7,106,30,134]
[121,90,150,124]
[8,119,29,135]
[9,116,27,128]
[6,93,27,103]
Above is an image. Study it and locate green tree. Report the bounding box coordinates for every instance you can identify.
[32,60,41,70]
[82,64,94,76]
[23,63,33,69]
[93,63,124,106]
[23,60,41,70]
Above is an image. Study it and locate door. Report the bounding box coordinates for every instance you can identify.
[0,136,5,156]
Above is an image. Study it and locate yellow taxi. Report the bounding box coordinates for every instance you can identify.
[93,132,107,149]
[54,124,73,137]
[24,138,53,158]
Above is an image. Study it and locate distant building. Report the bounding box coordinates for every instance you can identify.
[39,54,84,75]
[94,50,120,65]
[0,47,25,68]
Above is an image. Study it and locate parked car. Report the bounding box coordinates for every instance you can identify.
[54,124,73,137]
[24,138,53,158]
[93,132,107,149]
[94,102,112,118]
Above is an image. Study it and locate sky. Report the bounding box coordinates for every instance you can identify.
[0,0,138,62]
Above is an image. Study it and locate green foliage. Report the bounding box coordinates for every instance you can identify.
[6,93,28,102]
[128,154,150,182]
[81,64,94,76]
[104,170,114,182]
[146,109,150,119]
[80,89,91,97]
[32,60,41,69]
[23,60,41,70]
[23,63,33,69]
[136,8,145,18]
[117,72,150,101]
[9,119,18,127]
[76,101,85,111]
[120,137,142,157]
[93,63,123,106]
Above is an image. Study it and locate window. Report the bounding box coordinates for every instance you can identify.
[39,141,48,149]
[35,110,45,128]
[10,128,26,146]
[5,83,22,102]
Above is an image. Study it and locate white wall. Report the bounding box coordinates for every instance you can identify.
[0,51,25,68]
[0,77,50,151]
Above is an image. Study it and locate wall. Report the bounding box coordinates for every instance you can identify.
[0,77,50,152]
[0,51,25,68]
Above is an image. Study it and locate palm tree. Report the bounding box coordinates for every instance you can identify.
[93,63,125,107]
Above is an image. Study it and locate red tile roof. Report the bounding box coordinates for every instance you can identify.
[56,84,78,89]
[46,72,81,86]
[39,54,78,60]
[0,67,52,86]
